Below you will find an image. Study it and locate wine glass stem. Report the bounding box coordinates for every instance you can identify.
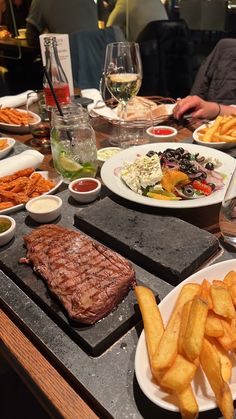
[118,101,128,148]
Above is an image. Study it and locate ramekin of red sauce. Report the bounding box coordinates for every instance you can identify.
[69,177,101,203]
[146,125,177,139]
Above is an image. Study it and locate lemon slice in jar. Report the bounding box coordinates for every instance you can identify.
[59,152,83,172]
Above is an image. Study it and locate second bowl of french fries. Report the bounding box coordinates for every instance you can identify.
[135,259,236,418]
[193,115,236,150]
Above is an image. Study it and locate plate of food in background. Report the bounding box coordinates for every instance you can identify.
[135,259,236,415]
[92,96,175,126]
[193,115,236,150]
[0,108,40,133]
[0,168,63,214]
[0,137,15,159]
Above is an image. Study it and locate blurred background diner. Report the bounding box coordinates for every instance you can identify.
[1,0,236,101]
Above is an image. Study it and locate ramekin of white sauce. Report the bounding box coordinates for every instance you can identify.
[26,195,62,223]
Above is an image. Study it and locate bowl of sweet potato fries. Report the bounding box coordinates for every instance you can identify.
[193,115,236,150]
[135,259,236,417]
[0,137,15,159]
[0,167,63,214]
[0,108,41,133]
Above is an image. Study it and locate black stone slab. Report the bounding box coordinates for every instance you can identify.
[74,196,220,285]
[0,189,161,357]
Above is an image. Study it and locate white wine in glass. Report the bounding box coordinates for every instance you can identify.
[104,42,142,146]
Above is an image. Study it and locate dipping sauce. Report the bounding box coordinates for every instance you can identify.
[72,179,98,193]
[97,147,121,162]
[0,217,11,233]
[29,197,59,213]
[150,127,174,136]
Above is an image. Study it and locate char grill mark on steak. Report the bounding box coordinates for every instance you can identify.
[23,225,136,324]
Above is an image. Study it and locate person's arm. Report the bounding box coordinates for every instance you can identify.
[26,21,40,48]
[173,95,236,120]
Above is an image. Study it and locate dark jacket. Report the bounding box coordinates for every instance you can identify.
[191,38,236,105]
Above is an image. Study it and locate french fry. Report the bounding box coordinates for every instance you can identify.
[152,283,200,373]
[134,286,164,376]
[178,300,192,356]
[198,278,213,309]
[175,385,198,419]
[220,116,236,135]
[223,270,236,287]
[200,338,234,419]
[183,296,208,361]
[210,284,235,319]
[205,310,224,338]
[160,354,197,393]
[212,339,232,382]
[217,317,236,351]
[202,115,223,142]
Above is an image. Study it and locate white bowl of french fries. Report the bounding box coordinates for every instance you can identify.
[135,259,236,416]
[0,108,41,133]
[0,137,15,159]
[193,115,236,150]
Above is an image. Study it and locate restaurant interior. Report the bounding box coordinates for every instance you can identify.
[1,1,236,419]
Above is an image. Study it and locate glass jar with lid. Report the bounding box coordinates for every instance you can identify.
[50,104,97,183]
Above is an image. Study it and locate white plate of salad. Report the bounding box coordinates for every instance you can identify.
[101,142,236,209]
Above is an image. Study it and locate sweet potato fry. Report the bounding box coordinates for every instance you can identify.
[0,168,34,184]
[200,338,234,419]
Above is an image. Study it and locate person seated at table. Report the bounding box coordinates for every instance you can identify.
[173,95,236,120]
[26,0,98,48]
[106,0,168,41]
[0,0,31,35]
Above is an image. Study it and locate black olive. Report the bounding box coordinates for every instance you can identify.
[165,148,176,154]
[146,150,157,157]
[173,152,181,160]
[205,162,214,170]
[199,172,207,180]
[160,157,166,165]
[182,185,194,197]
[181,159,192,167]
[176,147,184,154]
[158,151,162,157]
[208,182,216,190]
[180,165,188,172]
[164,152,174,160]
[182,152,191,160]
[188,166,198,174]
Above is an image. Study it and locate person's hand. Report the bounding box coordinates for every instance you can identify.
[173,95,219,120]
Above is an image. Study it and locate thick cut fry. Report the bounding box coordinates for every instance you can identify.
[210,285,235,319]
[200,338,234,419]
[160,354,197,393]
[202,116,223,142]
[152,283,200,373]
[198,278,213,309]
[183,296,208,361]
[229,284,236,305]
[220,116,236,135]
[223,271,236,287]
[134,286,164,371]
[175,385,198,419]
[205,310,224,337]
[178,300,192,356]
[212,339,232,382]
[217,317,236,351]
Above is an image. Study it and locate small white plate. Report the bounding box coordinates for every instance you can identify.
[0,109,40,134]
[0,137,15,159]
[0,171,63,215]
[135,259,236,413]
[193,122,236,150]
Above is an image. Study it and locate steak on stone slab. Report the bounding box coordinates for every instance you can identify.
[23,225,136,324]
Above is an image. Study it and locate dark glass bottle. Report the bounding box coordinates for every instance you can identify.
[43,36,70,107]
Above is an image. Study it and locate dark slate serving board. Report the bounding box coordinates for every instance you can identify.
[0,190,162,357]
[74,196,219,285]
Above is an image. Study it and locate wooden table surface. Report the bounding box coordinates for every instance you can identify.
[0,112,223,418]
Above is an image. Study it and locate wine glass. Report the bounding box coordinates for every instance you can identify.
[27,90,51,148]
[219,167,236,249]
[104,42,142,147]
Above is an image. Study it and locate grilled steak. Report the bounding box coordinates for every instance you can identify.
[23,225,136,324]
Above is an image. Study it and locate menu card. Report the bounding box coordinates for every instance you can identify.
[39,33,74,97]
